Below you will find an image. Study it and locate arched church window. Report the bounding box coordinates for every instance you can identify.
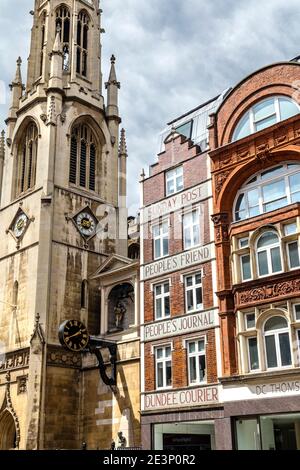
[69,123,97,192]
[16,122,38,197]
[234,163,300,222]
[232,96,300,142]
[55,5,70,71]
[76,11,89,77]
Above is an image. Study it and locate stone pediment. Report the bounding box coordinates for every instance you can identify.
[90,254,138,279]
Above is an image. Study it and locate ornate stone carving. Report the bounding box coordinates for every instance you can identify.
[2,371,21,448]
[47,345,82,369]
[211,213,229,242]
[0,348,29,372]
[237,146,250,160]
[17,375,28,395]
[237,278,300,306]
[256,143,271,165]
[215,171,231,196]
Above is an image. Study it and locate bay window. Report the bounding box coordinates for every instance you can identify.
[185,273,203,312]
[154,282,170,320]
[153,221,169,259]
[155,345,172,389]
[187,339,206,384]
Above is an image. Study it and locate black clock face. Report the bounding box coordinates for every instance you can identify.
[58,320,89,352]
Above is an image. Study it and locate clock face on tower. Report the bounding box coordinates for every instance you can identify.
[13,213,28,239]
[75,211,97,238]
[58,320,90,352]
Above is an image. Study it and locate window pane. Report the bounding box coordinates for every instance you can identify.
[195,274,201,284]
[271,247,282,272]
[261,166,284,180]
[291,191,300,203]
[198,339,205,352]
[258,251,269,276]
[232,113,251,141]
[155,285,162,295]
[284,223,297,235]
[193,225,200,246]
[288,242,300,269]
[279,97,299,120]
[156,348,163,359]
[248,188,259,207]
[253,98,275,122]
[255,114,277,131]
[165,346,171,357]
[235,194,246,221]
[164,296,170,317]
[186,276,193,287]
[241,255,252,280]
[176,176,183,192]
[246,313,255,329]
[187,290,194,311]
[163,283,169,293]
[199,355,206,382]
[262,180,285,203]
[265,335,278,368]
[196,286,203,309]
[264,316,288,331]
[189,356,197,383]
[157,363,164,388]
[239,238,249,248]
[156,299,162,319]
[257,232,279,248]
[176,122,192,139]
[167,180,174,195]
[163,237,169,256]
[279,333,292,366]
[264,197,288,212]
[166,361,172,386]
[189,342,196,353]
[154,239,161,258]
[290,173,300,194]
[184,227,191,249]
[248,337,259,370]
[295,305,300,321]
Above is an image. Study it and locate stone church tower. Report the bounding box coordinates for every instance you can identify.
[0,0,140,450]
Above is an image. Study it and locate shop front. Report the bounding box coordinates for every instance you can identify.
[222,374,300,450]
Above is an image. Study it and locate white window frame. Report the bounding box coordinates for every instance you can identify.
[240,253,252,281]
[183,208,200,250]
[184,273,203,313]
[264,318,292,370]
[155,344,172,390]
[245,312,256,330]
[187,338,206,385]
[247,336,260,372]
[284,222,298,236]
[239,237,249,249]
[154,281,170,320]
[293,304,300,322]
[233,163,300,222]
[166,166,183,196]
[287,240,300,270]
[232,96,300,142]
[256,232,283,278]
[152,220,169,260]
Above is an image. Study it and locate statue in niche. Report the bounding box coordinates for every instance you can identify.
[117,432,126,449]
[114,301,126,329]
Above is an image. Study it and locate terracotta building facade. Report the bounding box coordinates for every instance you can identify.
[139,101,225,450]
[209,60,300,449]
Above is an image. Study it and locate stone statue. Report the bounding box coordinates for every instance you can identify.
[114,301,126,329]
[117,432,126,449]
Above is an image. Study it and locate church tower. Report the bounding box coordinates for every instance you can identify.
[0,0,135,450]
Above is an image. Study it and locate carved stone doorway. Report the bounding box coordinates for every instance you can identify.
[0,410,17,450]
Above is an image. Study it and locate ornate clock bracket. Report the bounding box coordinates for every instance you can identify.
[88,336,117,387]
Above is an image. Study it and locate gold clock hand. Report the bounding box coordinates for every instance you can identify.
[67,331,82,340]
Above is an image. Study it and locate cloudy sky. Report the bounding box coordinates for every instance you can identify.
[0,0,300,214]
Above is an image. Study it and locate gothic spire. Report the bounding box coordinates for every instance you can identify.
[119,128,128,158]
[13,57,22,85]
[0,130,5,160]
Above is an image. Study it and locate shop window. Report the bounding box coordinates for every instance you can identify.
[264,316,292,369]
[187,339,206,384]
[155,345,172,389]
[185,273,203,312]
[154,282,170,320]
[234,164,300,222]
[166,166,183,196]
[183,209,200,250]
[153,221,169,259]
[256,231,282,277]
[232,96,300,142]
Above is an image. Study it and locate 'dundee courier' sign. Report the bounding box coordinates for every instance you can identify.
[143,244,214,280]
[144,310,216,342]
[143,385,220,411]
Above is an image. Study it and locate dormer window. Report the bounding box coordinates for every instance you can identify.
[232,96,300,142]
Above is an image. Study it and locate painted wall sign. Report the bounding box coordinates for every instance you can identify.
[141,182,210,223]
[143,243,214,280]
[143,310,216,342]
[222,379,300,402]
[143,385,219,411]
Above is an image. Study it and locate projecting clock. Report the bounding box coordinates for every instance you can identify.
[13,213,28,238]
[75,211,97,237]
[58,320,90,352]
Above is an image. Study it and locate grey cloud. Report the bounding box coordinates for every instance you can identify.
[1,0,300,213]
